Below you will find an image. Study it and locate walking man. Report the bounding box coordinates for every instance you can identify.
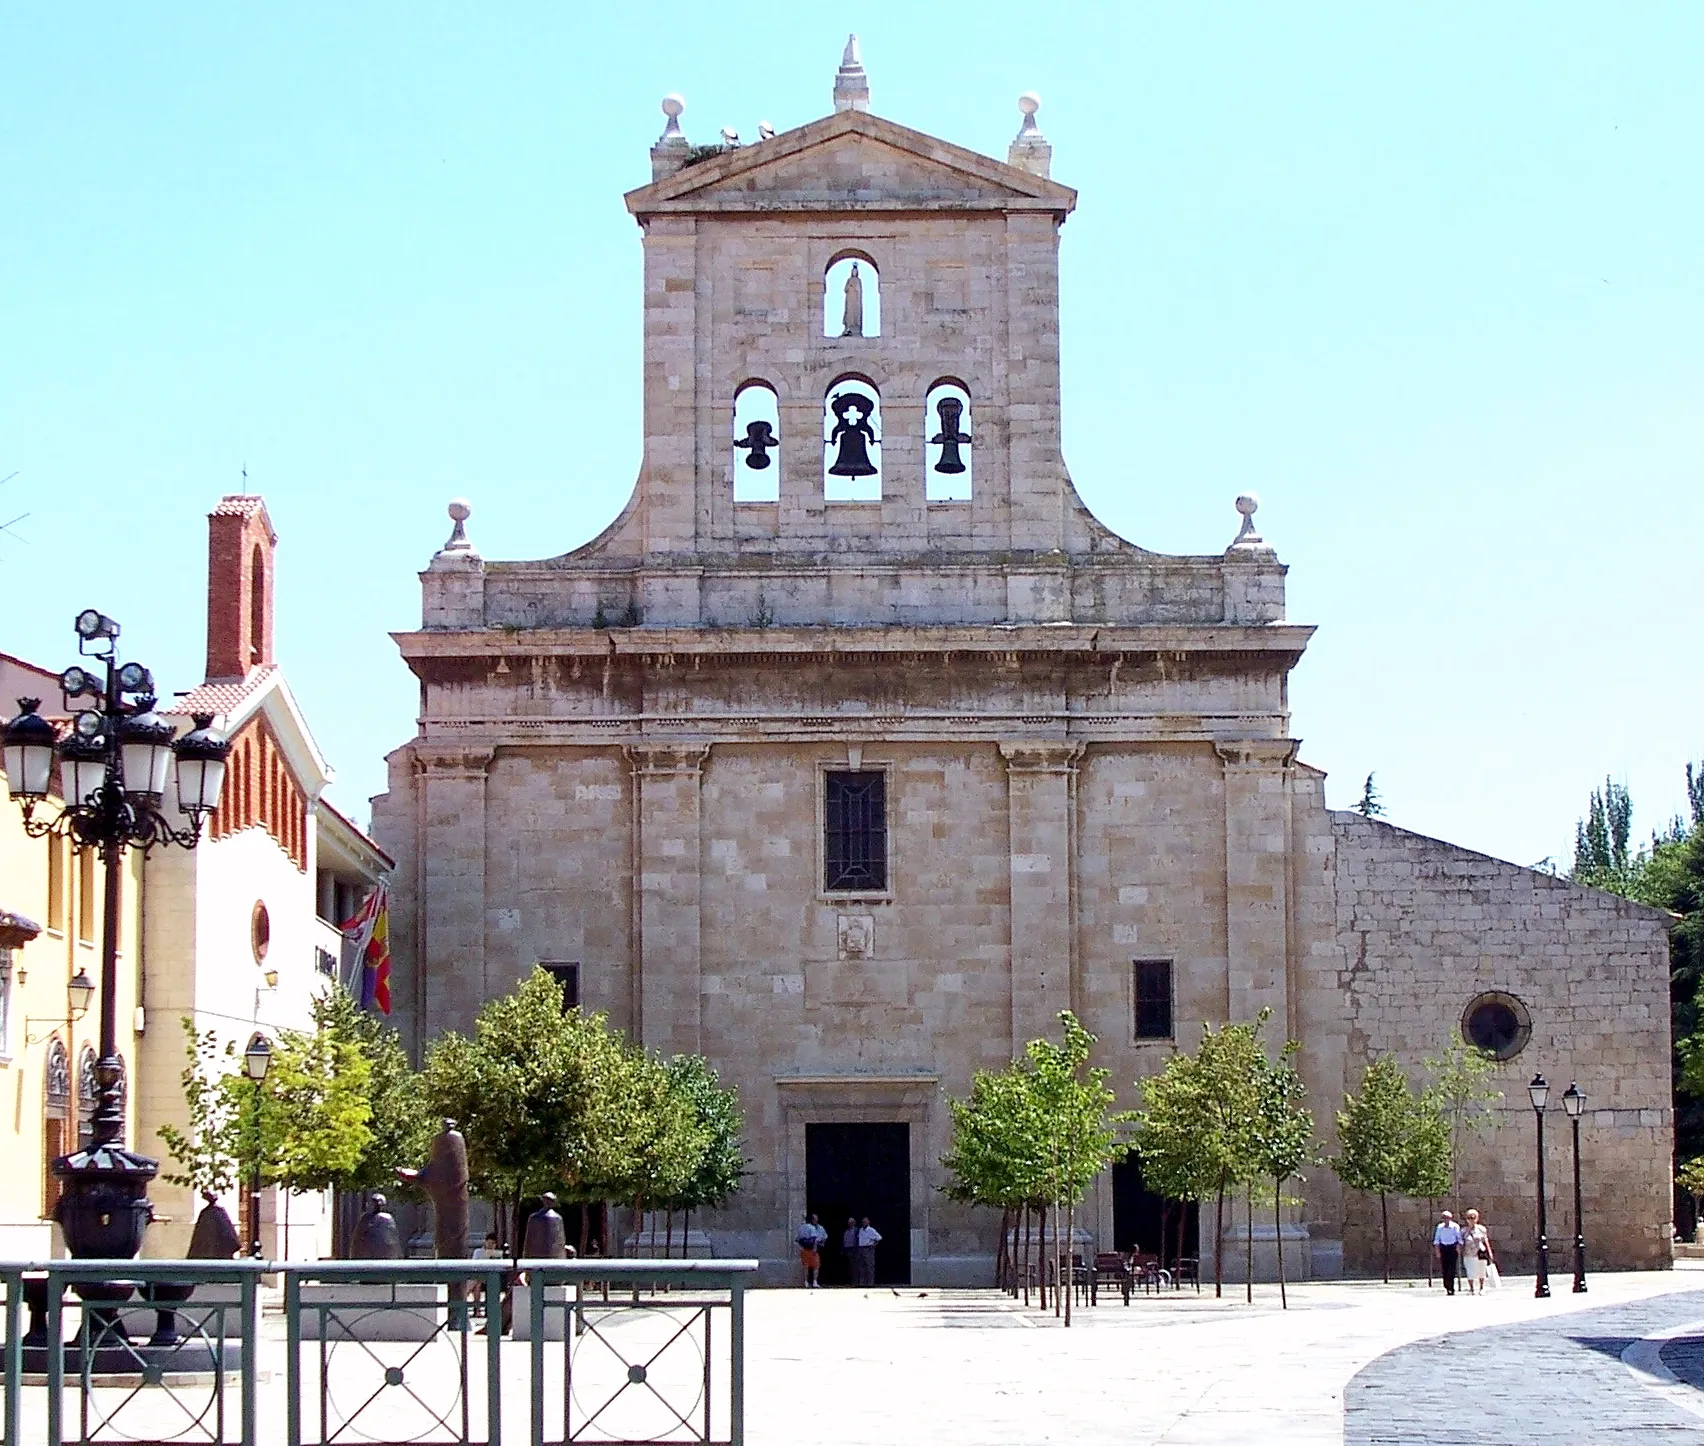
[856,1216,882,1288]
[1433,1209,1463,1295]
[841,1217,860,1287]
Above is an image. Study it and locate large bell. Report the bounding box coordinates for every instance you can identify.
[735,420,778,470]
[826,394,879,477]
[930,398,970,474]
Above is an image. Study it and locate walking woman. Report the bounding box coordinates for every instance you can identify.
[1461,1208,1495,1294]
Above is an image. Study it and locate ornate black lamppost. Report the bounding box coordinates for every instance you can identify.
[2,610,229,1261]
[241,1034,272,1257]
[1563,1081,1588,1293]
[1528,1073,1551,1298]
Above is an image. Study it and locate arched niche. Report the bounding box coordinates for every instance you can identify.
[823,376,882,501]
[732,380,781,502]
[823,254,880,339]
[924,379,973,502]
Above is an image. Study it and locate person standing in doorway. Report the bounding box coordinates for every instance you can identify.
[841,1218,860,1287]
[796,1213,827,1288]
[857,1216,882,1288]
[1432,1210,1463,1295]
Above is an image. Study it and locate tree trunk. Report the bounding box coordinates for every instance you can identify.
[1244,1182,1254,1304]
[996,1207,1010,1291]
[1379,1192,1390,1284]
[666,1208,674,1260]
[1214,1182,1226,1298]
[1424,1197,1436,1286]
[1064,1196,1073,1328]
[1275,1176,1288,1310]
[1039,1204,1049,1312]
[511,1197,525,1264]
[1020,1205,1031,1306]
[578,1204,590,1256]
[1175,1200,1187,1283]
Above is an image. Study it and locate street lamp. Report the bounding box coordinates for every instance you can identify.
[242,1034,272,1258]
[1,614,229,1263]
[1528,1074,1551,1299]
[1562,1082,1588,1293]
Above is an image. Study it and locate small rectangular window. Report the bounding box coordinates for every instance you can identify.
[541,962,580,1012]
[824,771,887,892]
[1134,959,1173,1041]
[76,849,95,945]
[46,837,65,933]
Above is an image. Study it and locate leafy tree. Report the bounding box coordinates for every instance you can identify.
[1573,778,1634,892]
[1248,1042,1313,1308]
[1333,1055,1415,1282]
[657,1054,746,1254]
[941,1061,1047,1292]
[422,968,636,1250]
[312,989,434,1198]
[599,1045,710,1252]
[1678,1155,1704,1244]
[1354,773,1386,818]
[157,1021,245,1196]
[1422,1041,1501,1211]
[1397,1087,1452,1284]
[1133,1050,1219,1277]
[252,1021,374,1194]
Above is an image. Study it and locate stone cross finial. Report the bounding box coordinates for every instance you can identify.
[1008,92,1052,179]
[834,34,870,113]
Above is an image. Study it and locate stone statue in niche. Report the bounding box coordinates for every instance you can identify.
[930,397,971,474]
[838,913,874,959]
[735,419,778,469]
[826,394,879,477]
[841,263,865,337]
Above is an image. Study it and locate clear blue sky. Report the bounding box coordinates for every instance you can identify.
[4,4,1700,869]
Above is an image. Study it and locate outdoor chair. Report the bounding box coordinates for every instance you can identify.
[1129,1252,1162,1295]
[1172,1256,1201,1292]
[1093,1252,1132,1305]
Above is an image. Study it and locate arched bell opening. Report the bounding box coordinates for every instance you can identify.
[732,380,782,502]
[924,379,973,502]
[823,376,882,502]
[823,254,880,339]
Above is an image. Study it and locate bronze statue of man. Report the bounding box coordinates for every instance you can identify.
[398,1118,471,1260]
[350,1192,404,1260]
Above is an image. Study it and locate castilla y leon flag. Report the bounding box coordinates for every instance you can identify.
[340,886,392,1015]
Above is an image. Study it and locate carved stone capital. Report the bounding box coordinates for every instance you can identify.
[1212,737,1299,770]
[412,745,495,781]
[624,742,710,778]
[999,740,1084,775]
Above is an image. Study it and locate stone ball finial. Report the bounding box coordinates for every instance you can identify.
[661,93,685,121]
[1229,493,1267,550]
[657,94,687,148]
[448,498,471,523]
[1236,493,1259,518]
[1018,91,1041,118]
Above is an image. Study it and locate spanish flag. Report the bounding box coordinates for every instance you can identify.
[341,887,393,1016]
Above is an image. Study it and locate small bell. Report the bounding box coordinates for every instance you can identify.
[734,420,779,470]
[930,397,971,474]
[826,394,879,478]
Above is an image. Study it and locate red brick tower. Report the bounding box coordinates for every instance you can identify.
[203,496,277,683]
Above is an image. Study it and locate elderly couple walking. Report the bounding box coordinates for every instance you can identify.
[1433,1209,1497,1294]
[796,1213,882,1287]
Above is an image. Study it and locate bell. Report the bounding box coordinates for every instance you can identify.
[826,394,879,478]
[930,398,970,474]
[734,420,778,470]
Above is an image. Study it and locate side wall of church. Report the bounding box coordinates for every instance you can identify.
[1330,811,1673,1273]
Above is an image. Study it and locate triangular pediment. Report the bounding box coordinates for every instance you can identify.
[627,110,1075,216]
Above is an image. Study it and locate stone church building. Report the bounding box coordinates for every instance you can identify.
[373,45,1673,1282]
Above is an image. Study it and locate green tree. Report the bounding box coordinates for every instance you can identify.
[1333,1055,1415,1282]
[656,1054,746,1255]
[600,1045,710,1253]
[942,1060,1050,1293]
[1573,778,1634,892]
[1397,1087,1453,1285]
[253,1021,374,1194]
[312,989,435,1199]
[422,968,636,1250]
[1133,1050,1219,1278]
[1677,1155,1704,1244]
[157,1020,245,1196]
[1354,773,1386,818]
[1422,1041,1501,1212]
[1248,1042,1313,1308]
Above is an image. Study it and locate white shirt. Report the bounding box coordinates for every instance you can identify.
[858,1226,882,1247]
[1433,1221,1462,1246]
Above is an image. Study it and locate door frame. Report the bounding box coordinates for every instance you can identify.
[775,1074,936,1281]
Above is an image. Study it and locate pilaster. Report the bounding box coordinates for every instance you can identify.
[1000,741,1083,1055]
[1214,738,1299,1027]
[414,746,494,1036]
[627,743,710,1056]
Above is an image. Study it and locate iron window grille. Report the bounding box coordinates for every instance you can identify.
[824,771,887,892]
[1133,959,1174,1040]
[540,961,580,1011]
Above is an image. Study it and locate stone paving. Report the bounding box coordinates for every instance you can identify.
[12,1268,1704,1443]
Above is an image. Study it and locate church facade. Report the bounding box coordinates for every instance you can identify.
[373,48,1674,1281]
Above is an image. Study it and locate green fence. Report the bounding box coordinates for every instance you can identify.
[1,1256,754,1446]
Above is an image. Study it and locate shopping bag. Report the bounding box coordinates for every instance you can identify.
[1485,1262,1501,1289]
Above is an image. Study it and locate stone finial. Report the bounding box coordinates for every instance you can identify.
[429,497,482,569]
[651,94,690,181]
[1008,92,1052,179]
[834,34,870,113]
[1226,493,1271,552]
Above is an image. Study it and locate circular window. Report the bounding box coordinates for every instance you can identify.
[1461,991,1531,1061]
[251,901,271,964]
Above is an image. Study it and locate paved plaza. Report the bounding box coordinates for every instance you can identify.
[14,1267,1704,1443]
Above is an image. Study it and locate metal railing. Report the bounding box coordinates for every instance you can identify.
[1,1256,755,1446]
